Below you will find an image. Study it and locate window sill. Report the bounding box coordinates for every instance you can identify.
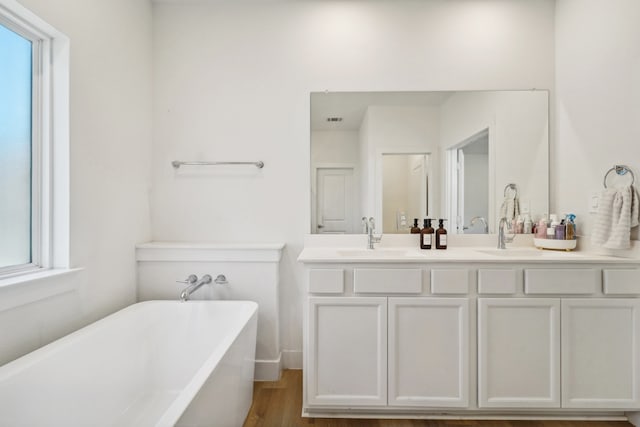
[0,268,83,312]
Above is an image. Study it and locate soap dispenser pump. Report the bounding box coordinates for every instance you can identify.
[420,219,434,249]
[410,218,421,234]
[435,219,448,249]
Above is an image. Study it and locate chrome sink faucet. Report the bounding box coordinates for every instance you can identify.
[497,217,515,249]
[366,217,382,249]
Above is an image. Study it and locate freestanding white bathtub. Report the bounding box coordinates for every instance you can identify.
[0,300,258,427]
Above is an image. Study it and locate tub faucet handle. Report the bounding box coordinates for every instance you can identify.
[177,274,198,285]
[214,274,228,285]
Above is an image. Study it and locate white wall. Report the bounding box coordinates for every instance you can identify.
[555,0,640,241]
[152,0,555,365]
[0,0,153,365]
[311,131,359,166]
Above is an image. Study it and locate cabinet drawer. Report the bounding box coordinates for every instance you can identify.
[309,269,344,294]
[524,269,599,294]
[478,269,518,294]
[353,268,422,294]
[431,269,469,294]
[603,269,640,295]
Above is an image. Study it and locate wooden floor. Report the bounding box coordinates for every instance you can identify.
[243,370,633,427]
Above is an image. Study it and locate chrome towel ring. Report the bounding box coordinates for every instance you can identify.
[503,183,518,197]
[603,165,635,188]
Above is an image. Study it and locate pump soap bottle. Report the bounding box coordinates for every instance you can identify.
[420,219,434,249]
[435,219,448,250]
[410,218,421,234]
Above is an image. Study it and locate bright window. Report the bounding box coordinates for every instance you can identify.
[0,22,34,271]
[0,0,69,280]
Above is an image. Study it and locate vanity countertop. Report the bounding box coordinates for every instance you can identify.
[298,235,640,264]
[297,246,640,264]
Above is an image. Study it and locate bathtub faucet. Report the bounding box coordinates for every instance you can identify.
[180,274,212,302]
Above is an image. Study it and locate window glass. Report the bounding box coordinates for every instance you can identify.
[0,23,33,269]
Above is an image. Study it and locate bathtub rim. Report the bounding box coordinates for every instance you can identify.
[0,300,259,426]
[155,300,258,426]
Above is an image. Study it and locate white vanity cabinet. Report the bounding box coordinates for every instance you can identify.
[478,297,640,410]
[478,298,560,408]
[561,298,640,408]
[307,297,387,406]
[299,248,640,419]
[307,296,469,408]
[388,297,469,407]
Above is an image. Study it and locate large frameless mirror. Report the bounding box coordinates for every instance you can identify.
[310,90,549,234]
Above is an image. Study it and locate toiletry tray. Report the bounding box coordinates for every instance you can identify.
[534,238,577,251]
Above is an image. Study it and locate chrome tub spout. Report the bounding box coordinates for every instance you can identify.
[180,274,213,302]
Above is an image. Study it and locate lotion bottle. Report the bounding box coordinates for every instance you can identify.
[547,214,559,239]
[524,214,533,234]
[536,218,548,239]
[420,219,434,249]
[435,219,448,249]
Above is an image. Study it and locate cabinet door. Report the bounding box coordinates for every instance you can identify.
[307,297,387,406]
[562,298,640,409]
[478,298,560,408]
[388,298,469,407]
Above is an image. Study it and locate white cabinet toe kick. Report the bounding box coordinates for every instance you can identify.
[299,258,640,421]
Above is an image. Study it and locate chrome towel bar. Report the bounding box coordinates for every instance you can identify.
[172,160,264,169]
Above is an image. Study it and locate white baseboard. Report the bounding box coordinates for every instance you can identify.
[282,349,302,369]
[254,353,282,381]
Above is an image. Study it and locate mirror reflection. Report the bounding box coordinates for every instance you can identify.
[310,90,548,234]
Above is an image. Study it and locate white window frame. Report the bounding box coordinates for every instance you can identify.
[0,0,69,279]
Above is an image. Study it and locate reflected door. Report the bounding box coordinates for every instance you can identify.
[316,168,354,234]
[448,129,489,234]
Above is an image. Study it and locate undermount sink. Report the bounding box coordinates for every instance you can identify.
[337,249,411,258]
[475,248,544,257]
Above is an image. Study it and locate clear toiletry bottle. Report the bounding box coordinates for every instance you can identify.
[410,218,421,234]
[435,219,448,249]
[420,219,434,250]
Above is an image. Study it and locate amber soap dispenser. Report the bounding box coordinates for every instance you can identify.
[410,218,421,234]
[420,219,434,249]
[435,219,448,249]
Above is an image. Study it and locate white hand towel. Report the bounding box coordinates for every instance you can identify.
[499,193,520,222]
[591,185,640,249]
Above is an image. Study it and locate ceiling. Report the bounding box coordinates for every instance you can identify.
[311,91,453,132]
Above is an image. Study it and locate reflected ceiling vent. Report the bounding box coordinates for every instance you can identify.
[326,117,343,122]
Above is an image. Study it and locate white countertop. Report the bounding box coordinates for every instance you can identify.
[298,235,640,264]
